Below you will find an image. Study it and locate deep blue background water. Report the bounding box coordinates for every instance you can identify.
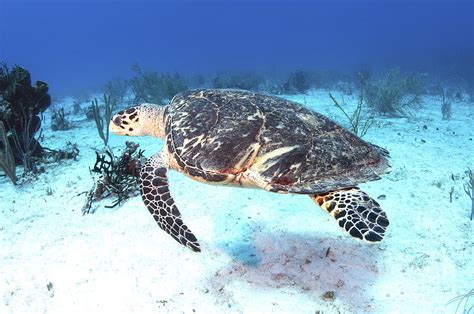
[1,0,473,96]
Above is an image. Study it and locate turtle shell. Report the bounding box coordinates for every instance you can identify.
[165,89,390,194]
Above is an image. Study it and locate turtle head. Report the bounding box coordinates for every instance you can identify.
[109,103,166,139]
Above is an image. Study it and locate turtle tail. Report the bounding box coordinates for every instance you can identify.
[311,187,389,242]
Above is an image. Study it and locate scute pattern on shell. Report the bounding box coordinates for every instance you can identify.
[165,89,390,194]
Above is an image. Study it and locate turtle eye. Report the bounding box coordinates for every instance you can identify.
[113,116,122,126]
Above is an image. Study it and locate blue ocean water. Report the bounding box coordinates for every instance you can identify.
[1,0,474,313]
[1,0,473,95]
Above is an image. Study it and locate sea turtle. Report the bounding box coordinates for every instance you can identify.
[109,89,390,252]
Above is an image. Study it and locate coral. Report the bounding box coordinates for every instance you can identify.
[103,77,128,104]
[73,90,91,104]
[335,81,354,96]
[271,70,311,95]
[189,74,206,87]
[212,72,265,91]
[290,70,311,94]
[0,121,16,184]
[329,74,374,138]
[329,93,374,137]
[365,68,425,116]
[448,288,473,313]
[469,80,474,102]
[85,104,95,120]
[441,89,452,120]
[42,142,79,162]
[128,63,187,104]
[463,168,473,220]
[72,101,81,115]
[0,63,51,167]
[92,94,115,148]
[82,141,144,214]
[51,107,71,131]
[427,83,444,97]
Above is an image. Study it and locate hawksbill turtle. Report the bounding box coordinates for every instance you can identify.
[109,89,390,252]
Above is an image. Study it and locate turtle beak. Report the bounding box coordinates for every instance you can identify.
[109,116,126,135]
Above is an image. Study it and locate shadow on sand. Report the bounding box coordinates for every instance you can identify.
[207,227,385,310]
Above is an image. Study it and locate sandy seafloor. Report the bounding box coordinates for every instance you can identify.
[1,89,473,313]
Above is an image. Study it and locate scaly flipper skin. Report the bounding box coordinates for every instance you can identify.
[140,152,201,252]
[311,187,389,242]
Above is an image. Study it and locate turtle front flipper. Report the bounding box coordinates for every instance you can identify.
[140,152,201,252]
[311,187,389,242]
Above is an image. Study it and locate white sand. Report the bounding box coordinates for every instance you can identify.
[1,90,473,313]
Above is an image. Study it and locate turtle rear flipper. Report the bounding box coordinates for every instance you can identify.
[140,153,201,252]
[311,187,389,242]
